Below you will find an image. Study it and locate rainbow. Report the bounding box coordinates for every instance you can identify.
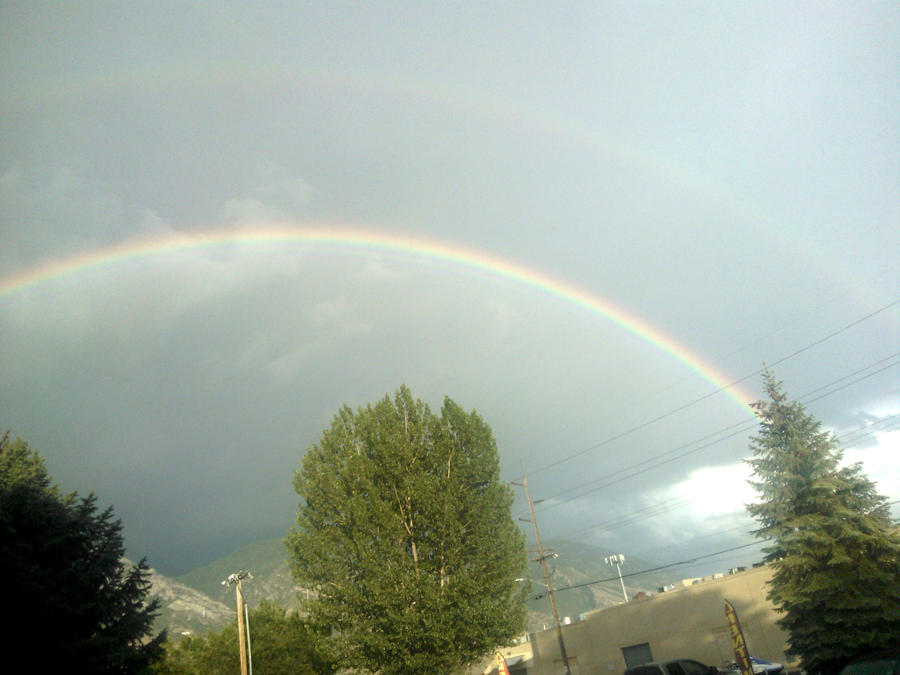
[2,62,872,309]
[1,63,742,211]
[0,225,756,413]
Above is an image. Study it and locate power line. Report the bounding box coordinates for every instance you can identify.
[804,360,900,405]
[632,521,756,560]
[526,298,899,478]
[762,300,900,374]
[518,394,898,549]
[544,418,900,544]
[531,422,754,513]
[836,412,900,448]
[538,498,900,597]
[798,351,900,401]
[553,495,695,541]
[544,541,766,597]
[522,355,900,518]
[531,502,900,598]
[529,500,899,596]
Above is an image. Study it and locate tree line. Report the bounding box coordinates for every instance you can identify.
[3,374,899,673]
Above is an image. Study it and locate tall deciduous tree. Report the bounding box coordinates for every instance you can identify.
[0,433,164,672]
[285,387,528,674]
[746,372,900,675]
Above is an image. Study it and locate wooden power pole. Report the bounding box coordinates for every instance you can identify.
[236,579,248,675]
[223,570,253,675]
[513,475,572,675]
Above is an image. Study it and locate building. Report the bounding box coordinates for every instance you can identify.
[489,565,790,675]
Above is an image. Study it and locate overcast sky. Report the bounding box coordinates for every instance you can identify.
[2,2,898,577]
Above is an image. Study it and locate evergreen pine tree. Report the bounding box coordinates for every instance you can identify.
[285,387,528,674]
[0,431,54,492]
[746,372,900,675]
[0,433,164,672]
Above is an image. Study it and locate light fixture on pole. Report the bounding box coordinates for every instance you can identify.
[605,554,628,603]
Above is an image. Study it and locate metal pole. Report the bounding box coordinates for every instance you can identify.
[244,601,253,675]
[616,560,628,603]
[605,554,628,603]
[514,475,572,675]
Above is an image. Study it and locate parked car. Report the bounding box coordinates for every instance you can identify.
[838,651,900,675]
[725,656,785,675]
[625,659,739,675]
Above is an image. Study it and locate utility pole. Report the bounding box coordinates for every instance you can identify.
[513,475,572,675]
[223,570,253,675]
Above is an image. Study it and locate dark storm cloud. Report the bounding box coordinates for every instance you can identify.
[2,2,898,572]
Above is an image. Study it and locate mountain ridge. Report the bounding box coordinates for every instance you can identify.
[163,537,670,635]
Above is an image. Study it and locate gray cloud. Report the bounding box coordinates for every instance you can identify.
[1,2,898,574]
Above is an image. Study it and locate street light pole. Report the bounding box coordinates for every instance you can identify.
[236,580,248,675]
[605,554,628,603]
[513,475,572,675]
[223,570,253,675]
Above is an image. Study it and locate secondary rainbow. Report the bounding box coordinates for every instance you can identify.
[0,225,755,413]
[4,61,871,309]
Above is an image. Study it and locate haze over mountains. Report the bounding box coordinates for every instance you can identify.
[140,563,233,637]
[148,538,684,636]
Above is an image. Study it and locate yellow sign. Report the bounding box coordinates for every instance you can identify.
[724,599,753,675]
[495,651,511,675]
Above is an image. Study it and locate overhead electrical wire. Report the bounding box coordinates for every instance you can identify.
[525,404,884,526]
[518,374,900,549]
[535,499,900,599]
[837,412,900,448]
[536,496,900,599]
[552,495,696,541]
[526,298,899,478]
[531,541,767,599]
[530,501,900,600]
[521,353,900,518]
[528,394,900,537]
[533,422,755,512]
[632,521,756,560]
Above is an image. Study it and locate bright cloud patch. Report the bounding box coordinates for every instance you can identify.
[672,463,756,517]
[666,426,900,520]
[844,429,900,505]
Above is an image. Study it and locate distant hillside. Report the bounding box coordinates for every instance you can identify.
[137,562,234,637]
[523,540,670,632]
[173,537,672,635]
[176,538,303,609]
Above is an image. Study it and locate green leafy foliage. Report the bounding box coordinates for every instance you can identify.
[154,599,332,674]
[746,372,900,675]
[0,432,164,672]
[0,431,54,492]
[285,387,529,674]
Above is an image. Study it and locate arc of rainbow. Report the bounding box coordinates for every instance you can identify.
[0,225,755,414]
[4,62,882,311]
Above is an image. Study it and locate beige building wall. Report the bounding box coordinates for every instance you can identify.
[528,565,791,675]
